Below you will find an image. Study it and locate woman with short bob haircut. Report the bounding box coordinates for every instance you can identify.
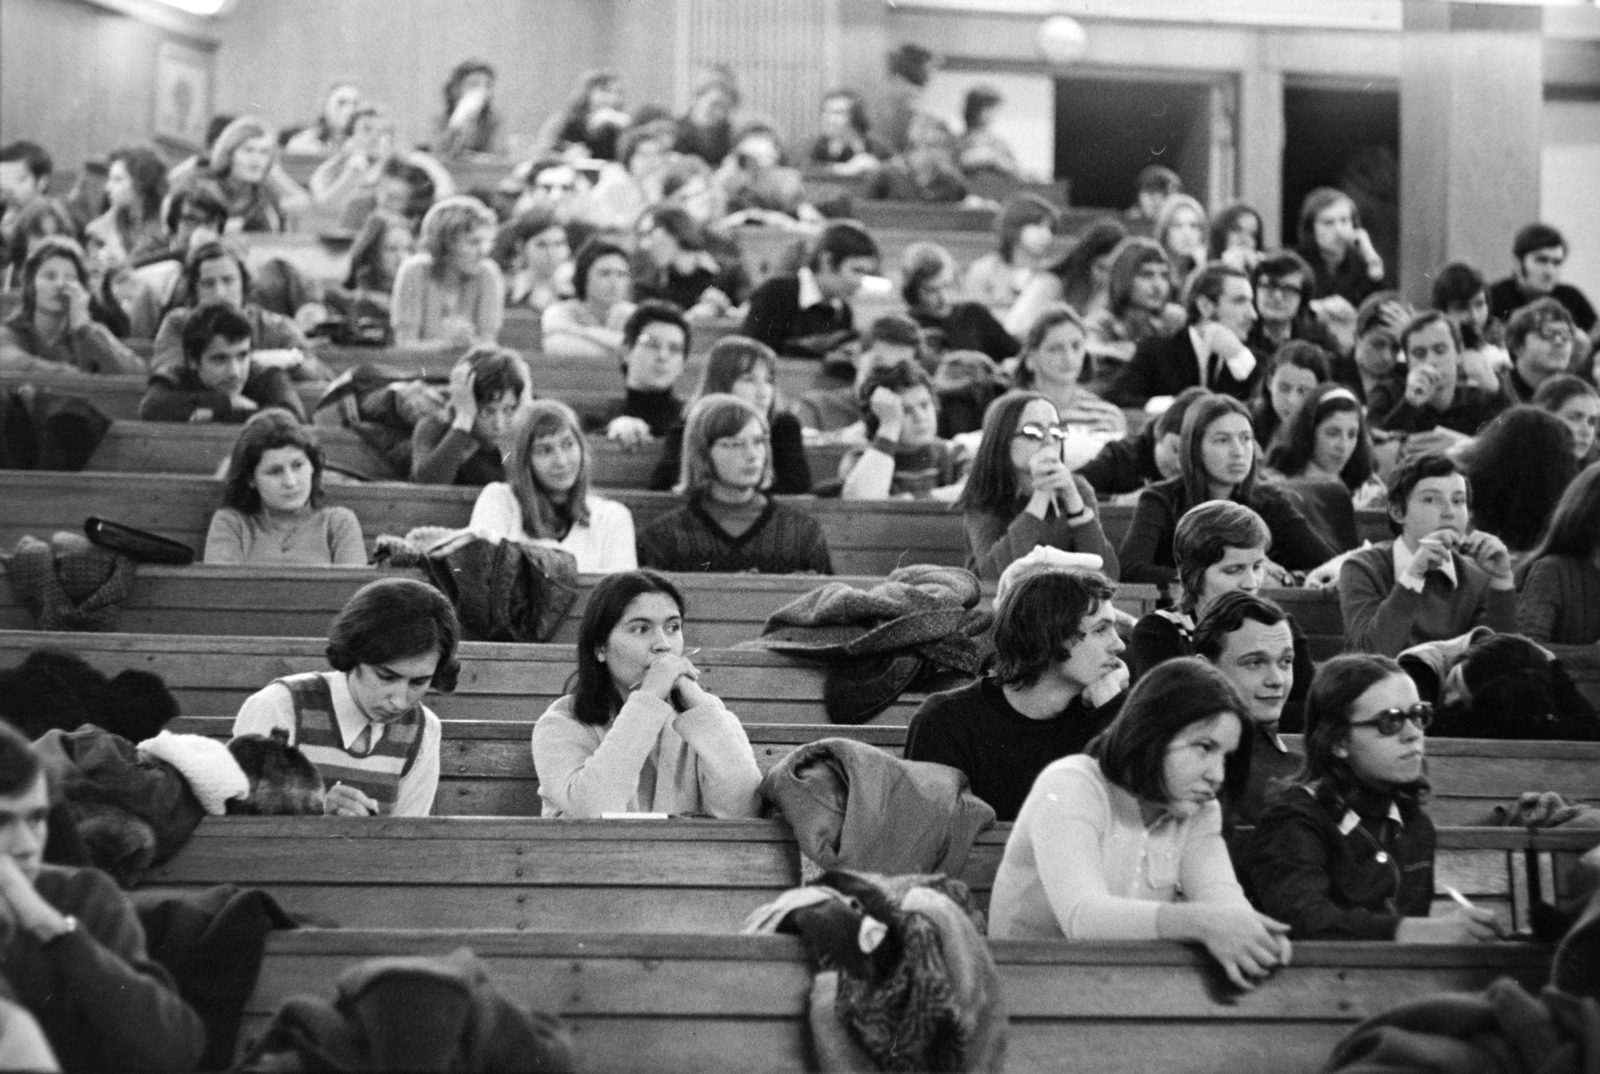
[1517,463,1600,646]
[0,236,144,376]
[531,569,763,818]
[650,335,812,494]
[469,399,637,573]
[1248,654,1501,943]
[232,576,459,817]
[1126,500,1316,724]
[990,657,1293,990]
[636,395,833,575]
[390,195,504,345]
[206,408,365,566]
[961,389,1118,582]
[1119,394,1336,585]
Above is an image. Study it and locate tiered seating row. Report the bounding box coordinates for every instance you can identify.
[243,927,1551,1074]
[0,470,1394,590]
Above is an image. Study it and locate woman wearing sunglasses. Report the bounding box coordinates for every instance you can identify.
[1245,653,1503,942]
[960,389,1118,582]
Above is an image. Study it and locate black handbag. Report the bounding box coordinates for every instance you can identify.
[84,518,196,565]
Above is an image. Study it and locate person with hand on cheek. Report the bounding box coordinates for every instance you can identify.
[601,300,690,450]
[532,570,762,818]
[0,722,205,1073]
[1375,311,1509,456]
[0,236,144,376]
[1248,654,1501,943]
[410,345,526,485]
[140,302,305,422]
[960,389,1118,582]
[839,361,968,500]
[989,658,1293,992]
[1338,452,1516,656]
[233,578,456,817]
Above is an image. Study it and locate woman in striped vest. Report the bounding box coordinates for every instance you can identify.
[232,578,459,817]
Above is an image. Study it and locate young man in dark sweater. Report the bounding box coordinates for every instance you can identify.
[905,568,1126,821]
[742,220,879,359]
[1486,223,1597,350]
[0,722,204,1072]
[601,299,690,448]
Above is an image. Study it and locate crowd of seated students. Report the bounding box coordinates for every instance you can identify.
[10,49,1600,1059]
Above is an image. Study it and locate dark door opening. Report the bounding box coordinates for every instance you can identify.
[1282,83,1399,270]
[1053,76,1213,211]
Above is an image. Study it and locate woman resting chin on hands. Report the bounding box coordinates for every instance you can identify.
[531,570,763,819]
[989,657,1292,991]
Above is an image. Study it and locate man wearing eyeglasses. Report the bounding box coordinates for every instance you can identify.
[1244,252,1340,364]
[1500,298,1580,406]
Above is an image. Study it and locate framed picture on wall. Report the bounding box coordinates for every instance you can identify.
[154,40,212,150]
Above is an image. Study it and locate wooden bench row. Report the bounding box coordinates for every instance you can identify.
[82,419,851,488]
[155,816,1595,934]
[0,471,970,576]
[158,712,1595,828]
[0,564,1344,647]
[0,470,1394,582]
[237,928,1550,1074]
[0,629,926,725]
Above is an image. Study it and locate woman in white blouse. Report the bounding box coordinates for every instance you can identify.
[468,399,636,573]
[989,656,1293,992]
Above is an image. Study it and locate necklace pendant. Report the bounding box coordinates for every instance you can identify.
[1375,851,1389,864]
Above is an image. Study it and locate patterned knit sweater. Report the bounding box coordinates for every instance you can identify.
[636,492,833,574]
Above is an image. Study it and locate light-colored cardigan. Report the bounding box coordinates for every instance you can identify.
[531,691,762,819]
[988,754,1249,940]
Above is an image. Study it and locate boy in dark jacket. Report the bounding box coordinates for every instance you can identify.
[0,721,205,1072]
[140,301,304,422]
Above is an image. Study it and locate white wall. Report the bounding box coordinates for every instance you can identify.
[1541,98,1600,300]
[921,71,1056,182]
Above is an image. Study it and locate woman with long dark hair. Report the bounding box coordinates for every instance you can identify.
[535,69,630,161]
[990,658,1293,990]
[1118,394,1335,585]
[85,147,167,263]
[960,389,1118,582]
[1516,463,1600,646]
[1247,654,1501,942]
[531,569,762,818]
[1248,340,1329,449]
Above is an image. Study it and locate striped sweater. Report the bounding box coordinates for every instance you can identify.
[232,670,442,816]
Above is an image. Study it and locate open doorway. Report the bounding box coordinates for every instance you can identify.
[1053,75,1216,212]
[1282,81,1399,270]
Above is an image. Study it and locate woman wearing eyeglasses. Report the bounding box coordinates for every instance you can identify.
[960,390,1118,582]
[1246,653,1503,942]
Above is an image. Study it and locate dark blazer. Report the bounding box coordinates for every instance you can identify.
[741,276,855,358]
[1107,326,1260,407]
